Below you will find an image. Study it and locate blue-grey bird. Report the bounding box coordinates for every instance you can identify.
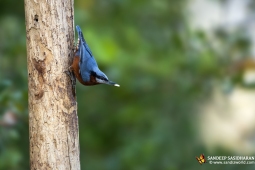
[70,25,120,87]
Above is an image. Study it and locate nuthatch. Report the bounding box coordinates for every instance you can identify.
[67,25,120,90]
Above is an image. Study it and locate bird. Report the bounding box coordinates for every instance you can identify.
[68,25,120,88]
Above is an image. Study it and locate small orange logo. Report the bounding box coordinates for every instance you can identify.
[196,154,206,165]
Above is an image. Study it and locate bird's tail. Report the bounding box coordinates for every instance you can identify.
[75,25,94,58]
[76,25,86,44]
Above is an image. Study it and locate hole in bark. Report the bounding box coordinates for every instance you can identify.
[34,90,44,100]
[34,15,38,22]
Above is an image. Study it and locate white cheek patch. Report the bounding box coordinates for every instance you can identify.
[96,78,106,84]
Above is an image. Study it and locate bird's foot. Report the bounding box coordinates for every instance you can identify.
[73,37,80,53]
[64,67,76,96]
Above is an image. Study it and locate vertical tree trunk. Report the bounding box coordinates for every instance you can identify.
[24,0,80,169]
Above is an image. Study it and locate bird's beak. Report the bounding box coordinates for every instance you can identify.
[107,80,120,87]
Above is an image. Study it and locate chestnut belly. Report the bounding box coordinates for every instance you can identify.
[71,55,99,86]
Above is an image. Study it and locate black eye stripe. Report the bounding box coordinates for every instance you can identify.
[98,76,108,81]
[102,77,108,81]
[91,71,108,81]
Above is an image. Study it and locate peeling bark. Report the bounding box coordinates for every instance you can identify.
[24,0,80,169]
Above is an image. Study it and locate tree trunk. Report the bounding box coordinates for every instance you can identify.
[24,0,80,169]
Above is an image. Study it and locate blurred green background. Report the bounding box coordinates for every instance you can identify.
[1,0,255,169]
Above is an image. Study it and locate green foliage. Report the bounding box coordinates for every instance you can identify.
[0,0,254,170]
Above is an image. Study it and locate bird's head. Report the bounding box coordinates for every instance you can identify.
[91,68,120,87]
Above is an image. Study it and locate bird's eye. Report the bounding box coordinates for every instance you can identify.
[91,71,108,81]
[101,76,108,81]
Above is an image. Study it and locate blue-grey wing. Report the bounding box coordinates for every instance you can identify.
[76,25,99,82]
[79,44,99,82]
[80,59,99,82]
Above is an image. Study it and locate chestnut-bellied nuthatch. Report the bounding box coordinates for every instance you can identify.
[67,25,120,90]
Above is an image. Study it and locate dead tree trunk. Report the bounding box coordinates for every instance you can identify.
[24,0,80,169]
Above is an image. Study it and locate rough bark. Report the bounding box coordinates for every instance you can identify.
[24,0,80,169]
